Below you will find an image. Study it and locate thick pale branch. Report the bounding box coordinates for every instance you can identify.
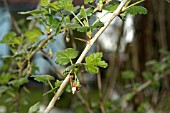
[44,0,128,113]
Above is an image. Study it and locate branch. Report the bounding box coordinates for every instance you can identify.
[22,33,56,66]
[44,0,128,113]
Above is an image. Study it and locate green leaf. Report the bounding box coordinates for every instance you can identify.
[41,0,49,6]
[142,72,153,80]
[0,86,8,97]
[55,48,79,66]
[0,73,16,85]
[84,0,94,4]
[85,52,108,74]
[66,84,71,92]
[65,23,81,30]
[9,77,29,87]
[48,2,60,11]
[126,6,147,15]
[103,4,119,12]
[0,32,16,45]
[80,6,87,18]
[122,70,135,79]
[91,21,104,29]
[123,93,135,101]
[31,75,55,83]
[151,81,160,88]
[28,102,40,113]
[55,80,63,88]
[77,26,89,32]
[25,28,43,43]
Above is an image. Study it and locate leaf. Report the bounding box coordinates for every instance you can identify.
[0,86,8,97]
[0,32,16,45]
[31,75,55,83]
[55,80,63,88]
[28,102,40,113]
[48,2,60,11]
[142,72,153,80]
[122,70,135,79]
[84,0,94,4]
[103,4,119,12]
[0,73,16,85]
[65,23,81,30]
[80,6,87,18]
[41,0,49,6]
[55,48,79,66]
[25,28,43,43]
[9,77,29,87]
[85,52,108,74]
[77,26,89,32]
[126,6,147,15]
[91,21,104,29]
[123,93,135,101]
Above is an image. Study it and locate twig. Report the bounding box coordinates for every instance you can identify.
[76,93,94,113]
[21,33,56,66]
[44,0,128,113]
[97,70,106,113]
[41,52,64,79]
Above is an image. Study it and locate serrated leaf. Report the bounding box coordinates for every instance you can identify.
[91,21,104,29]
[64,3,74,11]
[0,32,16,45]
[80,6,87,18]
[103,4,119,12]
[85,52,108,74]
[126,6,147,15]
[55,80,63,88]
[31,75,55,83]
[65,23,81,30]
[25,28,43,43]
[48,2,60,11]
[28,102,40,113]
[77,26,89,32]
[9,77,29,87]
[0,73,16,85]
[84,0,94,4]
[55,48,79,66]
[41,0,48,6]
[122,70,135,79]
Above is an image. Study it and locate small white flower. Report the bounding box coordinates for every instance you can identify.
[50,28,53,32]
[72,87,76,94]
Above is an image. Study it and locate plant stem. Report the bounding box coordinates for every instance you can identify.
[44,0,129,113]
[71,11,84,26]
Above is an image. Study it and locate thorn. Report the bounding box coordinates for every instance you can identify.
[74,38,88,43]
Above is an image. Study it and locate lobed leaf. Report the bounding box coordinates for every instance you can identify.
[55,48,79,66]
[55,80,63,88]
[9,77,29,87]
[28,102,40,113]
[31,75,55,83]
[41,0,49,6]
[103,4,119,12]
[25,28,43,43]
[85,52,108,74]
[84,0,94,4]
[126,6,147,15]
